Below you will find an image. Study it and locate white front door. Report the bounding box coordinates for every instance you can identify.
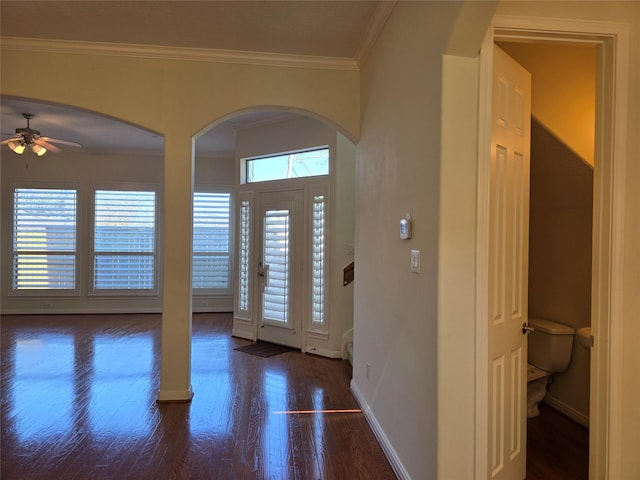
[487,45,531,480]
[256,190,304,348]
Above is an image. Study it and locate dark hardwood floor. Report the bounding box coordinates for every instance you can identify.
[1,313,396,480]
[527,402,589,480]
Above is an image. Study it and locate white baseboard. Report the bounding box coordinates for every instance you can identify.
[350,380,410,480]
[543,394,590,428]
[156,386,194,402]
[303,346,342,358]
[231,328,255,341]
[192,306,235,313]
[1,307,232,315]
[0,307,162,315]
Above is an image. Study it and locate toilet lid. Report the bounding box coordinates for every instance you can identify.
[528,318,574,334]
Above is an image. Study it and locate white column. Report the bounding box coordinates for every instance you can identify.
[157,133,195,402]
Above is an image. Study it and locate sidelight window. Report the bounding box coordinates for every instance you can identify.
[192,190,232,291]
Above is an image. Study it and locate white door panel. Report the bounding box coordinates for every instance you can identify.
[487,45,531,480]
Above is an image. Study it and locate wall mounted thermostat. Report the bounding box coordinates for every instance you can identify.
[400,213,412,239]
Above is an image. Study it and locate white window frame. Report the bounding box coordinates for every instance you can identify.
[89,184,159,296]
[192,185,233,295]
[9,184,80,296]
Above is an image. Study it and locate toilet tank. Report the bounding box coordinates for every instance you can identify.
[528,318,575,373]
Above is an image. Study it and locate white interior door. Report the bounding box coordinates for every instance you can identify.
[256,190,303,348]
[487,45,531,480]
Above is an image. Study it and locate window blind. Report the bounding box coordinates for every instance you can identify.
[93,190,156,290]
[12,188,77,290]
[238,199,251,311]
[262,210,290,323]
[311,194,326,327]
[193,192,231,290]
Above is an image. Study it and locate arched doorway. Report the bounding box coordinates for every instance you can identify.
[194,108,356,358]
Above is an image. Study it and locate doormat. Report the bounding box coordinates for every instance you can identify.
[234,341,296,358]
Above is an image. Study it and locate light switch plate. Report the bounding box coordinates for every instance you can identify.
[411,250,420,273]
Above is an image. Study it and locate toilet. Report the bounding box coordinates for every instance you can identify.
[527,317,575,418]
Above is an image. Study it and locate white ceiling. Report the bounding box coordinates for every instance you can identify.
[0,0,388,157]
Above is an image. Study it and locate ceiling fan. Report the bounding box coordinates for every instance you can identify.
[1,112,81,156]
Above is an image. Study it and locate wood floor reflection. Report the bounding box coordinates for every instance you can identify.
[1,313,396,480]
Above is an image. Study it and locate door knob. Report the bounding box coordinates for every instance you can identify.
[522,322,534,335]
[257,262,269,282]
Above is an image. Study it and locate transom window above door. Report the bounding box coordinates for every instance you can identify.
[243,147,329,183]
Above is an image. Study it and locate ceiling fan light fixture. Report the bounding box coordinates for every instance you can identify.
[3,112,81,155]
[32,144,47,156]
[8,140,26,154]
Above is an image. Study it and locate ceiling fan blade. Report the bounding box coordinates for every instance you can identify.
[39,136,82,148]
[1,136,21,145]
[33,138,62,153]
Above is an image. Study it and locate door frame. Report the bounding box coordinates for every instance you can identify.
[476,16,629,479]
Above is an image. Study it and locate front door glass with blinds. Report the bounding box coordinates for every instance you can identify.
[257,190,303,348]
[261,209,291,325]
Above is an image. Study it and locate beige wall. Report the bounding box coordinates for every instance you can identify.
[355,2,495,477]
[0,50,360,144]
[438,53,482,480]
[333,132,356,356]
[528,119,593,424]
[194,156,236,185]
[499,42,597,166]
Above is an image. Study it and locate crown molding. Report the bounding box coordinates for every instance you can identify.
[355,1,397,68]
[0,36,360,71]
